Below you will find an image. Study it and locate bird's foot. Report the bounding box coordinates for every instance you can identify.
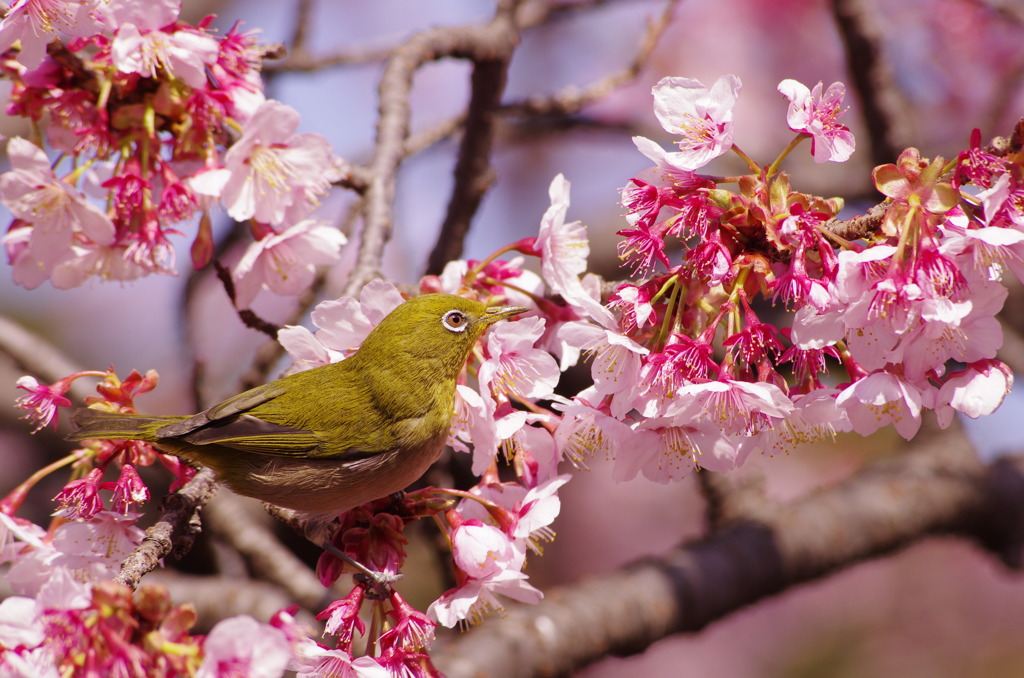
[322,541,402,598]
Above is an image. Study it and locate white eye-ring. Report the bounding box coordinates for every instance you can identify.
[442,310,469,333]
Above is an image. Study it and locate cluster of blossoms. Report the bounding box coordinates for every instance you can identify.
[0,0,346,305]
[534,74,1019,484]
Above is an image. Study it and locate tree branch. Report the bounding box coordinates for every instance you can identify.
[830,0,906,165]
[425,7,520,275]
[433,420,1024,677]
[115,467,220,590]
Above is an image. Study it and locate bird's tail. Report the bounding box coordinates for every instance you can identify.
[67,407,183,442]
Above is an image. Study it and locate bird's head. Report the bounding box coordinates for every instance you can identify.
[354,294,529,378]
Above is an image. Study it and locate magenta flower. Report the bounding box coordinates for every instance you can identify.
[53,468,105,520]
[636,74,742,171]
[777,79,856,163]
[14,375,72,432]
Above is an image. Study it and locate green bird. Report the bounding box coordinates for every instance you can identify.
[69,294,527,534]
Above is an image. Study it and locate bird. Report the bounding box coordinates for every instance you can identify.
[68,294,528,553]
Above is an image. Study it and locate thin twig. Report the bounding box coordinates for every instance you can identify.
[505,0,681,119]
[345,3,525,296]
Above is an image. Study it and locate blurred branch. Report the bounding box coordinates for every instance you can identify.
[433,419,1024,677]
[146,570,318,631]
[0,314,93,402]
[202,493,333,612]
[115,467,219,590]
[505,0,680,118]
[830,0,905,165]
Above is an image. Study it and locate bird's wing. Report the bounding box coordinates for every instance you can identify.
[154,380,326,455]
[153,368,389,458]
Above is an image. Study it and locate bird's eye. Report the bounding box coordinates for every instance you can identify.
[441,310,469,333]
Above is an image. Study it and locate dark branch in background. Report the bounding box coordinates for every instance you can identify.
[433,420,1024,678]
[425,5,520,275]
[115,467,219,590]
[830,0,905,165]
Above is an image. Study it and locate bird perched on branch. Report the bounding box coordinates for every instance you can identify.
[69,294,528,561]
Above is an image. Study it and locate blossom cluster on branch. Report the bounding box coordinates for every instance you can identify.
[2,0,1023,676]
[0,0,346,304]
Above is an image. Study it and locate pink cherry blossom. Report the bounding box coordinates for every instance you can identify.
[191,100,341,226]
[836,371,927,440]
[478,316,560,400]
[107,3,219,89]
[231,219,347,308]
[0,0,104,70]
[294,648,390,678]
[427,522,542,628]
[636,74,742,171]
[51,511,144,579]
[777,79,856,163]
[0,137,115,269]
[555,321,648,418]
[932,359,1013,428]
[551,398,631,468]
[278,279,404,369]
[612,418,736,482]
[672,379,795,439]
[196,615,293,678]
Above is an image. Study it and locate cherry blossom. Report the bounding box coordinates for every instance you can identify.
[836,371,927,440]
[427,522,542,628]
[195,615,293,678]
[231,219,348,308]
[0,0,104,70]
[478,316,560,400]
[102,0,219,88]
[278,279,405,368]
[777,79,855,163]
[0,137,115,269]
[633,74,742,171]
[931,359,1013,428]
[14,376,72,432]
[191,100,342,226]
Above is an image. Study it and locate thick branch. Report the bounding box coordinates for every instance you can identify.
[433,422,1024,678]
